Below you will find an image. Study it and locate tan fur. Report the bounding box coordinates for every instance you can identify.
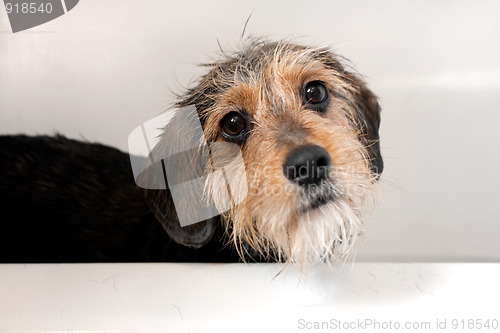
[177,39,380,267]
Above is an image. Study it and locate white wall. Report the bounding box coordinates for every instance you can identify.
[1,0,499,261]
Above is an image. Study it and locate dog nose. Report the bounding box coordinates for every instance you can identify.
[283,144,331,186]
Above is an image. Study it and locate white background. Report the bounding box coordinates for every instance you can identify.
[1,0,500,261]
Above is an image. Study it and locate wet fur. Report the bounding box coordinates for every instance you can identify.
[0,39,382,266]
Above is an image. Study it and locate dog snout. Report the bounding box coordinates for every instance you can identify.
[283,144,331,186]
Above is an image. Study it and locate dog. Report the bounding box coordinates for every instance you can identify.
[0,39,383,266]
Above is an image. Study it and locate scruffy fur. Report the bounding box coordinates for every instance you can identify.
[146,39,383,267]
[0,39,382,267]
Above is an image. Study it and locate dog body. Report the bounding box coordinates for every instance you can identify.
[0,40,382,265]
[0,135,240,263]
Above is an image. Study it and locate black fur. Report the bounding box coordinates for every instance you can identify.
[0,135,242,263]
[0,41,382,263]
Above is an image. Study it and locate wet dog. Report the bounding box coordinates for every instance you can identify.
[0,39,382,266]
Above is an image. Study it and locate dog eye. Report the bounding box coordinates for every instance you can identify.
[303,81,330,111]
[220,111,247,140]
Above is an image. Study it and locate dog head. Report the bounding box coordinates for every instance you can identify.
[144,39,382,266]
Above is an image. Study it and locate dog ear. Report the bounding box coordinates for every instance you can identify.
[136,105,218,248]
[144,188,217,248]
[348,75,384,177]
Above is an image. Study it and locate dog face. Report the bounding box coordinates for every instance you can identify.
[145,40,382,266]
